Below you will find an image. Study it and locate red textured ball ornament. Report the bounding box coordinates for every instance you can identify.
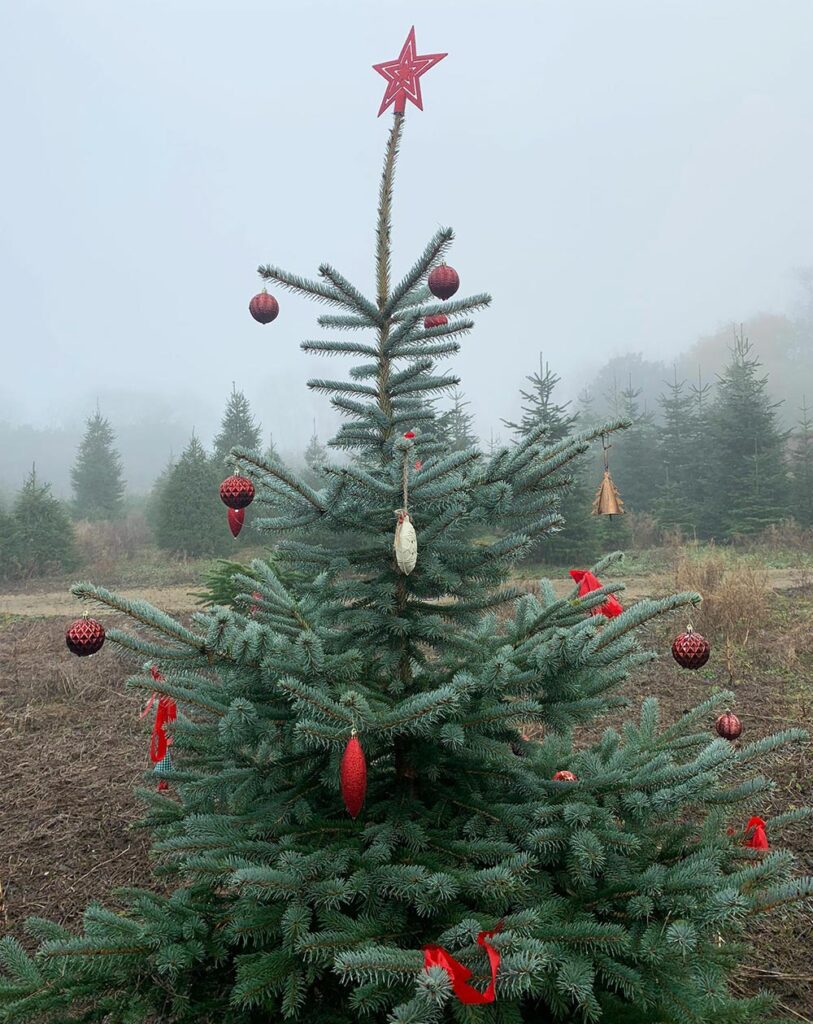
[220,475,255,510]
[428,264,460,300]
[340,735,367,818]
[424,313,448,329]
[65,617,105,657]
[553,770,578,782]
[671,627,711,670]
[715,711,743,741]
[249,291,279,324]
[227,508,245,538]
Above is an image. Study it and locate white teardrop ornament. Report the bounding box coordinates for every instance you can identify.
[394,510,417,575]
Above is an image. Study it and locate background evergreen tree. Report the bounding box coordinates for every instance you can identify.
[504,354,577,441]
[789,397,813,528]
[506,357,600,565]
[155,436,226,556]
[708,332,789,537]
[70,410,125,521]
[2,100,810,1024]
[610,378,660,517]
[0,502,14,579]
[7,466,77,578]
[652,370,698,536]
[302,423,329,489]
[437,387,477,452]
[212,385,263,466]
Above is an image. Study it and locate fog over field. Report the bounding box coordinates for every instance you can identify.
[1,0,812,494]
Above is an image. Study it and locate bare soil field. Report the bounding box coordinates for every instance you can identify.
[0,567,811,1016]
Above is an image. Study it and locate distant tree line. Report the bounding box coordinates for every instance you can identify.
[1,333,811,579]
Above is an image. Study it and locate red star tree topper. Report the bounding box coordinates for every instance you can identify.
[373,26,447,117]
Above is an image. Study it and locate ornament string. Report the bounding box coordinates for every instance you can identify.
[423,923,502,1005]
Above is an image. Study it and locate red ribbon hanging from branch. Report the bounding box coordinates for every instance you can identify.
[744,816,769,850]
[570,569,623,618]
[423,924,502,1005]
[140,666,177,765]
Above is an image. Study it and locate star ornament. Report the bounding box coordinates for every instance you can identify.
[373,27,447,117]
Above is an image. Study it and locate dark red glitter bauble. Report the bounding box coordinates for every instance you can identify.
[65,617,105,657]
[424,313,449,329]
[671,628,711,670]
[220,475,255,510]
[249,291,279,324]
[715,711,742,741]
[428,264,460,300]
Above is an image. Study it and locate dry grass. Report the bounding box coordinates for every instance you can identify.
[73,515,152,574]
[673,545,772,646]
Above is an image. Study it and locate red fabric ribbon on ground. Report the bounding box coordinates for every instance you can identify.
[140,666,177,764]
[744,816,769,849]
[570,569,623,618]
[423,925,502,1004]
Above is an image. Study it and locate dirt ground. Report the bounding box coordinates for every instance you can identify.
[0,570,811,1017]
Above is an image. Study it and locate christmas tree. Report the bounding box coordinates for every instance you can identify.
[213,385,263,467]
[789,397,813,528]
[708,333,789,537]
[652,370,699,538]
[1,33,810,1024]
[505,356,600,565]
[4,466,77,579]
[70,409,126,521]
[154,435,226,556]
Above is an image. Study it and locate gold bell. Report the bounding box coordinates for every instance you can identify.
[592,469,624,516]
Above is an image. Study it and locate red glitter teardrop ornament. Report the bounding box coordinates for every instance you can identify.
[428,264,460,300]
[553,770,578,782]
[715,711,742,741]
[424,313,449,329]
[220,475,255,510]
[65,617,105,657]
[249,291,279,324]
[671,627,711,670]
[227,508,245,537]
[340,735,367,818]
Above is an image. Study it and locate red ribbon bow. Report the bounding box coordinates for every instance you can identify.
[423,924,502,1005]
[140,666,177,764]
[570,569,623,618]
[744,816,769,850]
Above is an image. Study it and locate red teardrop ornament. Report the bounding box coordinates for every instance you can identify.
[228,508,245,537]
[340,735,367,818]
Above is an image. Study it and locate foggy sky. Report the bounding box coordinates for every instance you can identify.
[2,0,812,467]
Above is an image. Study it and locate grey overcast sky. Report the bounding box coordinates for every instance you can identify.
[2,0,812,455]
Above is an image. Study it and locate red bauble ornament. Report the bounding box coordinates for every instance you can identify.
[553,770,578,782]
[227,508,245,538]
[671,627,711,670]
[340,735,367,818]
[414,459,423,471]
[424,313,448,329]
[220,475,255,510]
[428,264,460,300]
[65,617,105,657]
[249,291,279,324]
[715,711,742,741]
[403,431,416,439]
